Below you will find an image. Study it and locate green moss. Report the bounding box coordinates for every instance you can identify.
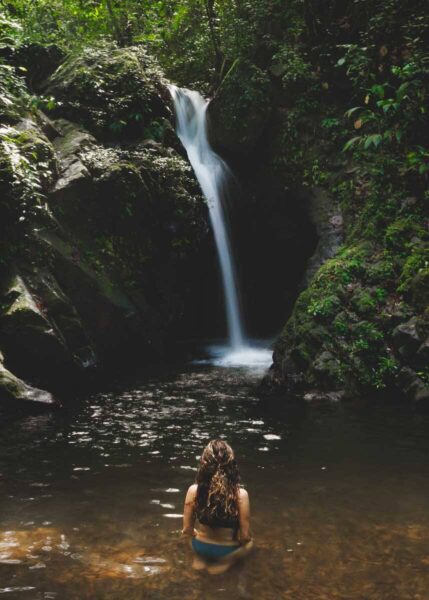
[307,294,341,318]
[0,63,30,123]
[384,216,427,252]
[351,288,377,315]
[398,246,429,297]
[366,252,396,283]
[0,123,55,263]
[47,44,166,139]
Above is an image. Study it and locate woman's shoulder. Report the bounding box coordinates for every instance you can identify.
[187,483,198,496]
[184,483,198,505]
[238,486,249,501]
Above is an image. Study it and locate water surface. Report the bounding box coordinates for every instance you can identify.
[1,364,429,599]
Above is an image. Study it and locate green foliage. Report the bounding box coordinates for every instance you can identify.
[0,16,29,122]
[271,44,314,90]
[0,124,55,263]
[343,63,428,154]
[384,217,426,251]
[406,146,429,175]
[307,294,340,318]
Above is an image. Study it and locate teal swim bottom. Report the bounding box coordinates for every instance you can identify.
[192,538,239,560]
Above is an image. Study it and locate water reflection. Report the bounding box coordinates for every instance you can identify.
[0,364,429,598]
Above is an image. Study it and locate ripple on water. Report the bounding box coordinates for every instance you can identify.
[0,587,36,594]
[1,364,429,599]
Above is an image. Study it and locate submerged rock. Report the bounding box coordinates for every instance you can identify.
[303,390,346,404]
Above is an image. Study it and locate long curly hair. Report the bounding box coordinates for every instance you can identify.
[195,439,240,524]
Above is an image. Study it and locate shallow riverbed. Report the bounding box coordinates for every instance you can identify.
[1,362,429,599]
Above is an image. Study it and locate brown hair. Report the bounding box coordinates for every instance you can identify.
[195,439,240,524]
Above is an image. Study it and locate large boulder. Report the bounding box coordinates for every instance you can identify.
[46,44,169,140]
[392,317,421,358]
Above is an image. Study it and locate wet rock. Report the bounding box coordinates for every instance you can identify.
[313,351,340,381]
[410,268,429,311]
[0,273,76,378]
[303,390,345,404]
[0,353,56,408]
[303,187,344,286]
[24,268,97,370]
[417,337,429,364]
[397,367,429,406]
[392,317,421,357]
[50,118,96,203]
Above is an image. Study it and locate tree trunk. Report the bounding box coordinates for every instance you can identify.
[105,0,125,46]
[205,0,223,78]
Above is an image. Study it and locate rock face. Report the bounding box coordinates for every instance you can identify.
[262,230,429,404]
[302,187,343,287]
[0,44,209,407]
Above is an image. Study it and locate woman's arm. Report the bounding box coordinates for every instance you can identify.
[182,483,197,536]
[238,488,252,544]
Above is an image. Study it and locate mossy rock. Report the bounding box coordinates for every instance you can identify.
[0,120,56,258]
[384,216,427,252]
[312,350,341,385]
[0,273,74,373]
[409,267,429,311]
[0,61,30,123]
[47,45,168,140]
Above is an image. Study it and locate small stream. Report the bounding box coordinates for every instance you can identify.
[1,363,429,599]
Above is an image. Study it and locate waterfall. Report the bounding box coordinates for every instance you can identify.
[169,85,245,351]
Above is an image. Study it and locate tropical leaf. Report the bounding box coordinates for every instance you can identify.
[343,136,361,151]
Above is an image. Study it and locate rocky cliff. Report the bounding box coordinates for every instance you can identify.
[0,44,208,409]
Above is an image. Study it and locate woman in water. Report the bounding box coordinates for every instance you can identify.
[182,439,253,574]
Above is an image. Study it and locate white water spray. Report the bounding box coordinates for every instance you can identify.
[169,85,272,368]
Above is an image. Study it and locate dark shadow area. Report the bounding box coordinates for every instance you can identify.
[177,165,318,342]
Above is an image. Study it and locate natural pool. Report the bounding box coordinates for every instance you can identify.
[1,363,429,599]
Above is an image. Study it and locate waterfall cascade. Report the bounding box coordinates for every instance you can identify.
[169,85,271,368]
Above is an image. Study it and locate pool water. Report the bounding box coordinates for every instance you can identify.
[1,363,428,599]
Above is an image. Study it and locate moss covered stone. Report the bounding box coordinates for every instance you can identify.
[46,44,168,140]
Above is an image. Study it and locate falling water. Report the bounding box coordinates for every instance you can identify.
[169,85,245,350]
[169,86,272,368]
